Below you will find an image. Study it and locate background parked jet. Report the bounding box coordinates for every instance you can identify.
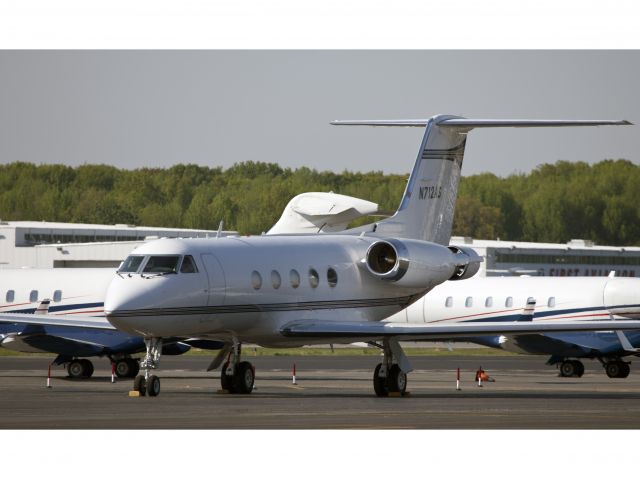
[0,268,222,378]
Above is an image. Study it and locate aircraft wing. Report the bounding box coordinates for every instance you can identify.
[0,312,116,330]
[280,319,640,341]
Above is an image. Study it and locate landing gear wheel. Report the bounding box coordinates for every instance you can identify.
[220,361,236,393]
[573,360,585,378]
[147,375,161,397]
[67,360,85,379]
[606,361,630,378]
[373,363,388,397]
[234,361,255,394]
[560,360,577,377]
[387,364,407,394]
[133,375,147,396]
[80,359,94,378]
[116,358,140,378]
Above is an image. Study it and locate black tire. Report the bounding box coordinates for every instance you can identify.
[127,359,140,378]
[373,363,388,397]
[605,361,622,378]
[80,359,94,378]
[387,364,407,394]
[234,361,255,394]
[559,361,576,377]
[220,361,236,393]
[573,360,585,378]
[116,358,140,378]
[147,375,161,397]
[133,375,147,396]
[619,362,631,378]
[67,360,86,379]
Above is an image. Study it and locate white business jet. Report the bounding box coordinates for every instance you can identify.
[1,114,635,397]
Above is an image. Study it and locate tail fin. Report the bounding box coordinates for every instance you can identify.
[333,116,631,244]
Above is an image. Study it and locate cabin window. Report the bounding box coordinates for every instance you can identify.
[251,271,262,290]
[53,290,62,302]
[445,296,453,307]
[119,255,145,273]
[485,297,493,307]
[143,255,180,274]
[527,296,535,305]
[290,269,300,288]
[30,290,38,302]
[309,268,319,288]
[548,297,556,308]
[465,296,473,307]
[180,255,198,273]
[327,267,338,287]
[6,290,14,303]
[505,296,513,307]
[271,270,282,289]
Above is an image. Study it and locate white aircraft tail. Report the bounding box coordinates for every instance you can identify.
[333,116,631,245]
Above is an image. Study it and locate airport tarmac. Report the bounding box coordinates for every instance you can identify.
[2,354,640,429]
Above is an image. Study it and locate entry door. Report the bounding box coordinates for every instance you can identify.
[200,253,226,306]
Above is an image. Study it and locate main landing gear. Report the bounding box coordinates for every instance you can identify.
[113,357,140,378]
[67,359,94,379]
[132,338,163,397]
[557,357,632,379]
[372,338,411,397]
[559,359,584,378]
[220,341,255,394]
[602,359,631,378]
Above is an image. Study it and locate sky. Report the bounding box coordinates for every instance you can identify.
[0,50,638,178]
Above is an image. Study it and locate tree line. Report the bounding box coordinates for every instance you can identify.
[0,159,638,245]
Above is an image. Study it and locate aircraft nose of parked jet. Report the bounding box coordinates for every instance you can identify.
[604,278,640,319]
[104,275,162,334]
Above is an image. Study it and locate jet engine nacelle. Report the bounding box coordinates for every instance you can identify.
[447,246,483,280]
[363,239,460,288]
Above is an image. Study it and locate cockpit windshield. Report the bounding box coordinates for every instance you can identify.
[119,255,145,273]
[142,255,181,274]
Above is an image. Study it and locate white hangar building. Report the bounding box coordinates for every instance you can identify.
[451,236,640,277]
[0,221,234,269]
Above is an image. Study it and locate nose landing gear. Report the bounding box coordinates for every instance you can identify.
[132,337,163,397]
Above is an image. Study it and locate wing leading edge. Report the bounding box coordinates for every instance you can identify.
[280,319,640,341]
[0,312,116,330]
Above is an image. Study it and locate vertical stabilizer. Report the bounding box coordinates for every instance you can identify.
[332,116,631,245]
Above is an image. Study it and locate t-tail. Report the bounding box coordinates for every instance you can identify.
[333,115,631,245]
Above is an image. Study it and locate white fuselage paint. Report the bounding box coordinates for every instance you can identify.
[0,268,113,316]
[104,235,457,346]
[386,276,640,325]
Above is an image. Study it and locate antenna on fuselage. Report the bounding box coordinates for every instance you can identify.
[216,220,224,239]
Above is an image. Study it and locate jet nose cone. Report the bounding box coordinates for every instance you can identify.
[604,278,640,319]
[104,276,154,334]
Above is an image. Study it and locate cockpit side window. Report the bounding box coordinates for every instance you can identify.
[143,255,181,274]
[180,255,198,273]
[119,255,145,273]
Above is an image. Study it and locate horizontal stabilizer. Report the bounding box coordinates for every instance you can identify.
[331,119,632,128]
[281,318,640,342]
[0,312,116,330]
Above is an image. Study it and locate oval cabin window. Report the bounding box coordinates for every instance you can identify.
[309,268,319,288]
[445,296,453,307]
[251,271,262,290]
[290,269,300,289]
[271,270,281,289]
[327,268,338,287]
